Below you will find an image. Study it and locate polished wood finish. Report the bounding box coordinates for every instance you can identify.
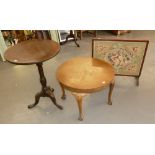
[59,82,66,100]
[28,62,63,109]
[56,57,115,120]
[57,57,115,93]
[4,39,63,110]
[75,94,83,121]
[72,93,87,121]
[4,39,60,65]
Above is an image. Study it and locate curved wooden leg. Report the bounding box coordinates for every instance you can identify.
[28,92,42,109]
[46,87,63,110]
[72,93,86,121]
[59,82,66,100]
[49,96,63,110]
[75,95,83,121]
[108,81,115,105]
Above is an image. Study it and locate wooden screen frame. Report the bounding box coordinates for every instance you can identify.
[92,39,149,85]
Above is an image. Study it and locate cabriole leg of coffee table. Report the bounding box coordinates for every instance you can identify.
[59,82,66,100]
[108,80,115,105]
[28,62,63,110]
[72,93,87,121]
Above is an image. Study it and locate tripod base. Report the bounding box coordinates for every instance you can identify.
[28,86,63,110]
[28,63,63,110]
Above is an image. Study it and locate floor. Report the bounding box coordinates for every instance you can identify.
[0,30,155,124]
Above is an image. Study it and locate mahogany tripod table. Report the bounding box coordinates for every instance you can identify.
[4,39,63,110]
[56,57,115,121]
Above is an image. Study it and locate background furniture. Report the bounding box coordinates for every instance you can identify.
[59,30,79,47]
[35,30,51,40]
[76,30,97,39]
[58,30,73,43]
[111,30,131,35]
[56,57,115,121]
[2,30,51,47]
[92,39,149,86]
[1,30,16,46]
[4,39,63,110]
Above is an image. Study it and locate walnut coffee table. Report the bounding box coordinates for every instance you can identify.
[56,57,115,121]
[4,39,63,110]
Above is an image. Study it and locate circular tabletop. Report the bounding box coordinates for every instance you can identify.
[56,57,115,93]
[4,39,60,65]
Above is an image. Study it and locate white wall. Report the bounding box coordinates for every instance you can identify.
[49,30,60,43]
[0,31,7,61]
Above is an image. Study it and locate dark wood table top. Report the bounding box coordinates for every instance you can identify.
[4,39,60,65]
[56,57,115,93]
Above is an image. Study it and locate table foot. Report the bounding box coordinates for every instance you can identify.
[108,101,112,105]
[59,82,66,100]
[28,86,63,110]
[108,81,115,105]
[78,117,83,121]
[28,92,42,109]
[61,95,66,100]
[49,96,63,110]
[72,93,86,121]
[46,86,63,110]
[76,95,83,121]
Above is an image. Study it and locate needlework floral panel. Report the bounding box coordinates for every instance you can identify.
[93,41,147,76]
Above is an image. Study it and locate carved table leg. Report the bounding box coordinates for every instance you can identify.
[28,92,42,109]
[108,81,115,105]
[28,62,63,110]
[59,82,66,100]
[46,86,63,110]
[72,93,87,121]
